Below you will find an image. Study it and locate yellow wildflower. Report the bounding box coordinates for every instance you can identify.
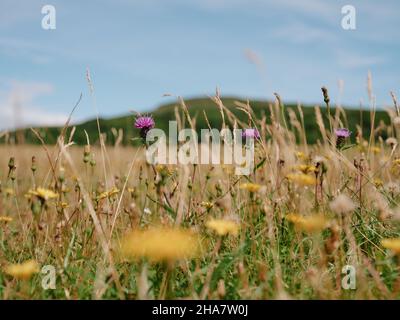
[155,164,174,177]
[28,188,58,201]
[206,218,240,236]
[120,227,201,262]
[371,146,381,154]
[381,238,400,255]
[296,165,317,174]
[296,151,307,161]
[286,213,327,233]
[286,173,316,186]
[240,183,262,193]
[4,260,40,280]
[200,201,214,209]
[96,187,119,201]
[0,216,13,223]
[393,159,400,166]
[97,191,108,201]
[4,188,15,196]
[107,187,120,197]
[59,202,69,209]
[373,178,383,188]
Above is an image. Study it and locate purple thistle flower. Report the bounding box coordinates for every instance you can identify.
[334,128,351,138]
[242,128,260,139]
[334,128,351,149]
[134,116,155,130]
[134,115,155,140]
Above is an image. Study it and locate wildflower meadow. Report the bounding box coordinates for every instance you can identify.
[1,85,400,300]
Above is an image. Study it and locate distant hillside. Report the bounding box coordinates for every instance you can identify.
[3,97,392,145]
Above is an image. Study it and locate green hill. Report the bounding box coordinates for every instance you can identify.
[4,97,392,145]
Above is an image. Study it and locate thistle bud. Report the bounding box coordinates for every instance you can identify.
[321,86,330,105]
[31,156,37,173]
[83,145,91,164]
[90,154,96,167]
[59,167,65,183]
[8,157,15,171]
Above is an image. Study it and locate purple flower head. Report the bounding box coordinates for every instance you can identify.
[334,128,351,138]
[242,128,260,139]
[134,116,155,130]
[134,115,155,140]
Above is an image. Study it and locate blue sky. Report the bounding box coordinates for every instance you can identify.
[0,0,399,129]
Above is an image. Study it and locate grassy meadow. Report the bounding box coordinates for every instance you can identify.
[1,92,400,300]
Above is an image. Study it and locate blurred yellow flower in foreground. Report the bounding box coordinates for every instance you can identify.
[28,188,58,201]
[381,238,400,255]
[206,218,240,236]
[4,188,14,196]
[4,260,40,280]
[0,216,13,223]
[286,213,328,233]
[240,183,262,193]
[120,227,201,262]
[286,173,316,186]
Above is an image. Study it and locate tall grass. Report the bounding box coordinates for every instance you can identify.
[0,89,400,300]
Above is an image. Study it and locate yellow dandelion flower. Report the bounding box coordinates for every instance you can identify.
[59,202,69,209]
[97,191,108,201]
[28,188,58,201]
[24,193,32,200]
[200,201,214,209]
[373,178,383,188]
[371,146,381,154]
[286,173,316,186]
[206,218,240,236]
[285,213,327,233]
[296,151,307,161]
[0,216,13,223]
[120,227,201,262]
[393,159,400,166]
[240,183,262,193]
[381,238,400,255]
[296,165,317,174]
[107,187,120,197]
[97,187,120,201]
[127,187,135,194]
[155,164,174,177]
[155,164,165,172]
[4,260,40,280]
[4,188,14,196]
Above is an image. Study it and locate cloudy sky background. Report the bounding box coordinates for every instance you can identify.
[0,0,399,129]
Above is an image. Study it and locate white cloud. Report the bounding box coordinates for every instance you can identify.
[334,50,385,69]
[0,80,68,130]
[270,22,334,44]
[0,0,38,27]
